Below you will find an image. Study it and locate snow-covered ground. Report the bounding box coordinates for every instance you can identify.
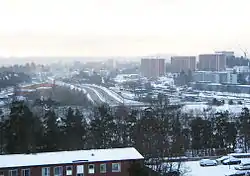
[185,158,250,176]
[119,91,135,100]
[183,103,250,115]
[113,74,141,83]
[109,87,136,100]
[153,76,175,87]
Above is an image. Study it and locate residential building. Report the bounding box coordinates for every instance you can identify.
[105,59,116,69]
[170,56,196,73]
[0,147,144,176]
[193,71,220,83]
[193,71,237,84]
[218,72,238,84]
[141,58,165,78]
[233,66,250,73]
[198,54,227,71]
[215,51,234,57]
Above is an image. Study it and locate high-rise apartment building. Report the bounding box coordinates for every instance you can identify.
[170,56,196,73]
[141,58,165,78]
[198,54,226,71]
[215,51,234,57]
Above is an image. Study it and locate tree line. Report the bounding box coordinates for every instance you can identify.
[1,101,250,158]
[0,72,31,89]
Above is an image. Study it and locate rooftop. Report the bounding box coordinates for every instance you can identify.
[0,147,144,168]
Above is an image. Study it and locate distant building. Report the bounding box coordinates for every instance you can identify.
[198,54,227,71]
[218,72,238,84]
[141,58,165,78]
[170,56,196,73]
[193,71,220,83]
[193,71,237,84]
[215,51,234,57]
[233,66,250,73]
[0,147,144,176]
[215,51,236,68]
[105,59,116,69]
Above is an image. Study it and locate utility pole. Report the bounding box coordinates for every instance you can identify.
[0,115,3,154]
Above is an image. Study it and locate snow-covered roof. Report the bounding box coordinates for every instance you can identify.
[0,147,144,168]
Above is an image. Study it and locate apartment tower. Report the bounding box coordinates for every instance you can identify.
[141,58,165,78]
[170,56,196,73]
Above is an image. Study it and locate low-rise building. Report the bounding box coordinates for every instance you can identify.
[218,72,238,84]
[193,71,220,83]
[0,147,144,176]
[193,71,237,84]
[233,66,250,73]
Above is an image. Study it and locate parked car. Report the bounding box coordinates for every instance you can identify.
[216,156,230,164]
[199,159,217,166]
[225,170,250,176]
[235,163,250,170]
[222,157,241,165]
[166,170,180,176]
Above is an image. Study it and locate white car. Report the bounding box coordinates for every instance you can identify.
[199,159,217,166]
[235,163,250,170]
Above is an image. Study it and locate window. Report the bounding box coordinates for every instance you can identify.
[54,166,63,176]
[76,165,84,176]
[9,170,18,176]
[42,167,50,176]
[100,164,106,173]
[22,169,30,176]
[88,164,95,174]
[0,171,4,176]
[112,163,121,172]
[66,166,72,176]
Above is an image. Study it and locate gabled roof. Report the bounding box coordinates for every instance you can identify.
[0,147,144,168]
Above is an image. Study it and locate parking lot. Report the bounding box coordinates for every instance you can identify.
[186,158,250,176]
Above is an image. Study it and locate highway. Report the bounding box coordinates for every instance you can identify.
[82,84,123,105]
[49,78,144,106]
[53,81,122,105]
[80,85,106,105]
[0,76,144,107]
[80,84,146,107]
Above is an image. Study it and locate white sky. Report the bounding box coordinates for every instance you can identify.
[0,0,249,57]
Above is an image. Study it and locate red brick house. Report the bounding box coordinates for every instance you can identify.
[0,147,144,176]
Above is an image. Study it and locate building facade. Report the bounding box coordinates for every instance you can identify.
[141,58,165,78]
[170,56,196,73]
[215,51,234,57]
[193,71,219,83]
[0,147,144,176]
[193,71,238,84]
[198,54,227,71]
[233,66,250,73]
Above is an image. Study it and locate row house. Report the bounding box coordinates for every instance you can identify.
[0,147,144,176]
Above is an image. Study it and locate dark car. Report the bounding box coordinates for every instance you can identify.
[165,170,181,176]
[222,157,241,165]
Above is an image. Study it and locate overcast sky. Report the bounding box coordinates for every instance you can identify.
[0,0,249,57]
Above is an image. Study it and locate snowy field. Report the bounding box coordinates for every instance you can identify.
[185,158,250,176]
